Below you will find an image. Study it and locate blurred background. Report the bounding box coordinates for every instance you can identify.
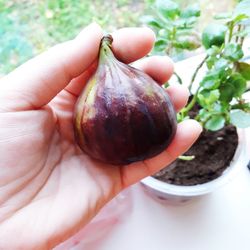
[0,0,238,75]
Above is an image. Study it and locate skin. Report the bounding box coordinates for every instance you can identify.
[0,23,202,249]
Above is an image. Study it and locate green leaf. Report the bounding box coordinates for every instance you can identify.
[206,46,221,56]
[206,47,223,69]
[180,4,200,18]
[230,109,250,128]
[184,16,199,26]
[154,39,167,52]
[223,43,244,62]
[214,58,229,70]
[155,0,180,20]
[214,12,232,20]
[140,16,163,29]
[219,83,235,103]
[234,0,250,18]
[237,62,250,80]
[232,13,249,23]
[198,108,211,122]
[174,17,198,28]
[158,28,172,37]
[174,34,201,50]
[201,72,220,89]
[206,56,216,69]
[213,59,233,81]
[202,24,227,49]
[213,103,228,113]
[228,72,247,97]
[205,115,226,131]
[198,89,220,107]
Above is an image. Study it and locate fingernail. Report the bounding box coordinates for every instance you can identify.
[191,119,203,134]
[182,119,203,135]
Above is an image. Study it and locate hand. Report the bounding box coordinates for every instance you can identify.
[0,23,202,249]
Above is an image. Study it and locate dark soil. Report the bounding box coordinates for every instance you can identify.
[153,125,238,186]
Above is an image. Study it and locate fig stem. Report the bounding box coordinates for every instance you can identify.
[101,34,113,47]
[99,35,115,63]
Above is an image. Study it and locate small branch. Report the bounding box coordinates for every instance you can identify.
[235,24,242,43]
[181,88,200,116]
[188,55,208,91]
[228,21,234,43]
[231,101,250,111]
[240,28,245,47]
[173,71,183,84]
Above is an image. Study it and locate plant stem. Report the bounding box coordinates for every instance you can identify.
[240,30,245,47]
[235,24,242,43]
[173,71,183,84]
[181,87,200,116]
[232,101,250,111]
[228,21,234,43]
[188,55,208,91]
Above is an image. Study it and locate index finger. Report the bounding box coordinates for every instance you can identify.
[0,23,103,111]
[66,27,156,96]
[0,25,156,111]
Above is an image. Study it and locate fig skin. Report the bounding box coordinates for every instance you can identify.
[74,35,177,165]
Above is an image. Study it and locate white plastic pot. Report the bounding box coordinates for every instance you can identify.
[141,128,250,205]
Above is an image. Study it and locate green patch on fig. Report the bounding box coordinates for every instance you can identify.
[74,35,177,165]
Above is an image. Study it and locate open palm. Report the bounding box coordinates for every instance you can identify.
[0,24,201,249]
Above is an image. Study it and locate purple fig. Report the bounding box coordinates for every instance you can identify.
[74,35,177,165]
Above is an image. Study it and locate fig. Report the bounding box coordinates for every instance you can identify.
[74,35,177,165]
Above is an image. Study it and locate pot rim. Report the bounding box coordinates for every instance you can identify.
[141,128,250,197]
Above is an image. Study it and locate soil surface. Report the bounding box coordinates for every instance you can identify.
[153,125,238,186]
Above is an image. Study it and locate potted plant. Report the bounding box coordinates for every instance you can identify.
[140,0,250,204]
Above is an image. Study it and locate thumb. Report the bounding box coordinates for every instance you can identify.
[0,23,103,111]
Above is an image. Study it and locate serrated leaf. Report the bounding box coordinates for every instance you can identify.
[155,0,180,20]
[180,4,200,18]
[237,62,250,80]
[230,109,250,128]
[202,24,227,49]
[205,115,225,131]
[223,43,244,62]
